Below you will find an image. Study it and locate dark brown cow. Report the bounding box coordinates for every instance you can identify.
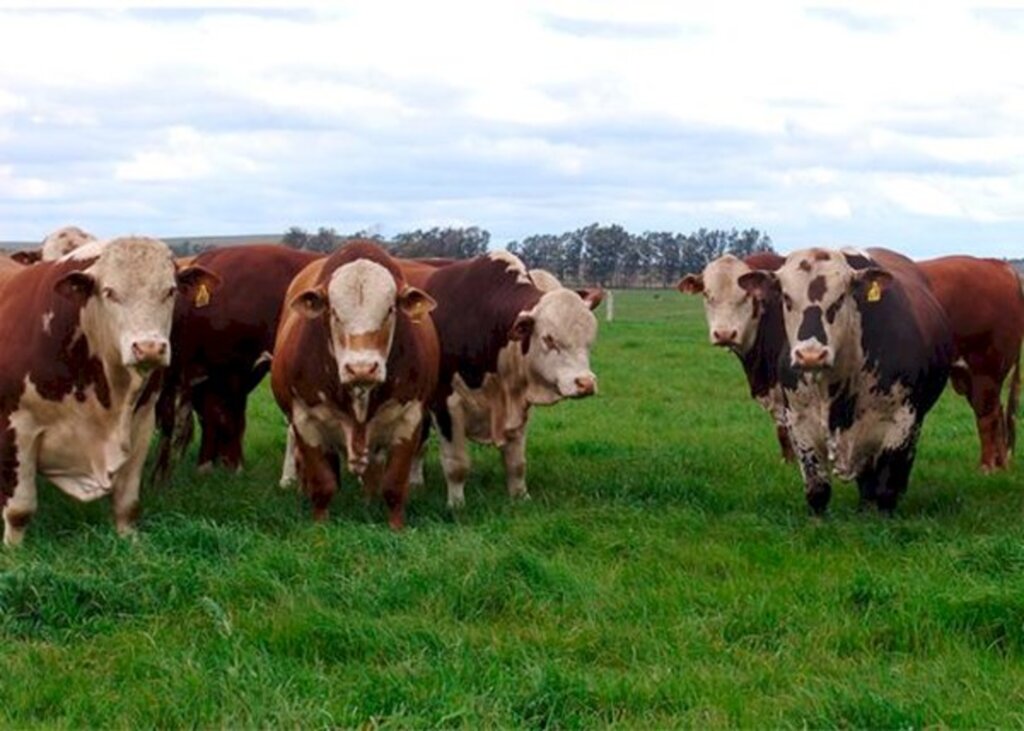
[152,245,321,482]
[0,237,217,544]
[918,256,1024,471]
[272,241,438,529]
[408,251,598,509]
[679,252,792,460]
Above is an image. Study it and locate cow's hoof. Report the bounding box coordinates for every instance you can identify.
[447,496,466,510]
[197,462,214,475]
[509,490,531,502]
[279,476,297,490]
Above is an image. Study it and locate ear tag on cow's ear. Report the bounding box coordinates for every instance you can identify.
[195,283,211,308]
[866,280,882,303]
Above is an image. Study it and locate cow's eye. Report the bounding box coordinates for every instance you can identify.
[542,334,559,352]
[826,294,844,322]
[103,287,120,303]
[165,287,176,300]
[782,293,793,311]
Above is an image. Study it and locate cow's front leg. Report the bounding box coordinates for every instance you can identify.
[112,405,157,537]
[874,438,918,514]
[501,427,529,500]
[3,427,39,547]
[294,431,338,522]
[437,403,471,509]
[279,424,298,489]
[382,438,418,530]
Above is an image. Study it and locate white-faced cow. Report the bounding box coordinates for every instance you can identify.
[405,252,599,509]
[10,225,98,266]
[739,247,953,513]
[272,241,438,529]
[0,237,218,545]
[678,252,793,461]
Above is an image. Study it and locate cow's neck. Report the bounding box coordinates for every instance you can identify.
[740,306,785,399]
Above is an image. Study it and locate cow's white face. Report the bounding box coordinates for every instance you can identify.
[740,248,892,372]
[42,226,97,261]
[55,237,218,372]
[514,289,598,402]
[291,259,435,406]
[679,255,761,353]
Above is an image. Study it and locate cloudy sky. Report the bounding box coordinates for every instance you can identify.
[1,3,1023,257]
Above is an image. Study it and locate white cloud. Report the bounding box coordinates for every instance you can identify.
[878,178,964,218]
[815,195,853,219]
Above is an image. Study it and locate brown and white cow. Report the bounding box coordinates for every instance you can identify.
[678,252,793,461]
[10,225,98,265]
[0,237,218,545]
[917,256,1024,471]
[152,245,322,483]
[739,247,952,513]
[271,241,438,529]
[411,252,599,509]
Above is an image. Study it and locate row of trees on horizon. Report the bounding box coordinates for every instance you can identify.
[240,223,775,288]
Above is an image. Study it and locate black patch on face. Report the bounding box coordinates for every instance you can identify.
[807,276,827,303]
[797,306,827,344]
[825,294,844,324]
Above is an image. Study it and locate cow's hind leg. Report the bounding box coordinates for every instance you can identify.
[967,372,1008,472]
[437,405,471,510]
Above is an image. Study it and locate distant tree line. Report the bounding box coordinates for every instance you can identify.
[277,223,774,288]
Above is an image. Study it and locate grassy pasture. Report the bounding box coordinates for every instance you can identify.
[1,290,1023,728]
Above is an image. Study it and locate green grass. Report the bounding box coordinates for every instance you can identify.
[1,290,1023,728]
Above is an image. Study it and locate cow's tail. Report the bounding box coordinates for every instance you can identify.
[1007,270,1024,456]
[1008,349,1021,456]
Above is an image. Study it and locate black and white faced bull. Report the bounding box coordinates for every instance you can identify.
[739,247,953,514]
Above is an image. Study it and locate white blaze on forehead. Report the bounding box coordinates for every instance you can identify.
[91,236,176,289]
[535,288,598,345]
[41,226,97,261]
[489,250,531,284]
[327,259,397,334]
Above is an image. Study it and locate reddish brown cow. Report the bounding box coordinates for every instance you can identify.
[918,256,1024,471]
[0,237,217,544]
[152,245,321,483]
[272,241,438,528]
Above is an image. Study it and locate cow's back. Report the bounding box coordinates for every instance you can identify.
[919,256,1024,346]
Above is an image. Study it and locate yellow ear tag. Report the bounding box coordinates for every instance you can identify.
[195,283,211,308]
[866,280,882,303]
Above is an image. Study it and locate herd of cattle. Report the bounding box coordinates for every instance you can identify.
[0,228,1020,544]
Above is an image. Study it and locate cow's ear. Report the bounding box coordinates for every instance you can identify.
[576,287,604,311]
[853,268,893,303]
[510,313,534,341]
[677,274,704,295]
[291,287,328,319]
[54,271,97,303]
[10,249,42,265]
[176,265,221,299]
[737,270,778,299]
[398,285,436,322]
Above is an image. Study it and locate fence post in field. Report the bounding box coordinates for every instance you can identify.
[606,290,614,323]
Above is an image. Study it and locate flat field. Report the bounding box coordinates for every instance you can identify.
[1,290,1022,728]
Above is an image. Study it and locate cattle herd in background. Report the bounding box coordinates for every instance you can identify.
[0,227,1020,544]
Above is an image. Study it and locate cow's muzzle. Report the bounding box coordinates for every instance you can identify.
[712,329,739,348]
[573,375,597,398]
[342,360,383,386]
[130,339,170,370]
[792,345,832,371]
